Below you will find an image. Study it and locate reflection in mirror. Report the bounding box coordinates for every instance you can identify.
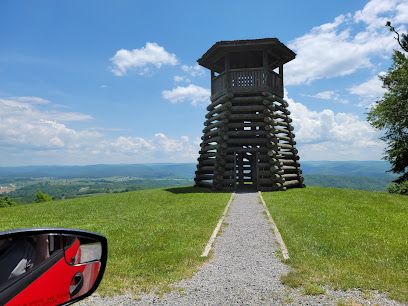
[0,236,35,287]
[0,229,107,306]
[0,234,53,288]
[78,242,102,264]
[63,235,102,265]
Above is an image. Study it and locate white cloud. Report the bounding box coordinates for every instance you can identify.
[0,96,201,165]
[152,133,183,153]
[395,2,408,24]
[107,133,198,162]
[12,96,51,104]
[181,64,205,77]
[110,136,154,153]
[348,72,387,97]
[297,140,385,161]
[305,90,349,104]
[354,0,399,29]
[110,42,178,76]
[284,0,405,86]
[0,97,99,150]
[312,91,336,100]
[284,91,384,160]
[162,84,210,106]
[51,112,93,122]
[174,75,191,83]
[0,98,93,121]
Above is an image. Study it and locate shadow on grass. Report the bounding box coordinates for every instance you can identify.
[164,186,230,194]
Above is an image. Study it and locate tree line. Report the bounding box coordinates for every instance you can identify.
[0,178,193,205]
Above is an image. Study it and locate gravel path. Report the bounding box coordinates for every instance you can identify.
[80,192,404,305]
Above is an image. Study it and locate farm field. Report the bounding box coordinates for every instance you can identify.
[1,177,193,204]
[262,186,408,303]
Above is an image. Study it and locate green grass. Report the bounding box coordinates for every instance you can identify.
[262,186,408,303]
[302,284,326,295]
[0,186,230,295]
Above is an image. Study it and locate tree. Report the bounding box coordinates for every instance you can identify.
[35,188,53,203]
[386,21,408,52]
[367,22,408,188]
[0,196,16,208]
[387,180,408,195]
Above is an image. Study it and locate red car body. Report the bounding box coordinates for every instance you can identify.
[0,228,107,306]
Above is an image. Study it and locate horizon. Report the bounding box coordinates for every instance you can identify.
[1,0,407,166]
[0,160,391,169]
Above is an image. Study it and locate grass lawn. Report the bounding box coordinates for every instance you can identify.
[262,186,408,303]
[0,186,231,295]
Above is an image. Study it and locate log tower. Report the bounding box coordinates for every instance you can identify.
[194,38,305,192]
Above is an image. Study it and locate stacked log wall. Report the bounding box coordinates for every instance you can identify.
[195,91,305,191]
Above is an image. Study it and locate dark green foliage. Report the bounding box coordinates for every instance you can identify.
[35,188,52,203]
[387,181,408,195]
[367,33,408,184]
[0,196,16,208]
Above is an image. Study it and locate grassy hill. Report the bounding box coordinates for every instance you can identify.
[0,187,231,295]
[0,186,406,302]
[262,186,408,303]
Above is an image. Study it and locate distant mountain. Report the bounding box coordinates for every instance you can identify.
[0,161,396,181]
[303,174,394,191]
[300,161,396,179]
[0,164,197,179]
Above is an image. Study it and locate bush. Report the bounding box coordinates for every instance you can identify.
[387,180,408,195]
[35,188,53,203]
[0,196,16,208]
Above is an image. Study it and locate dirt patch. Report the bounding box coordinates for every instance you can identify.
[0,187,16,194]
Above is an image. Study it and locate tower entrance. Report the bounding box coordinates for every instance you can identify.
[235,151,258,191]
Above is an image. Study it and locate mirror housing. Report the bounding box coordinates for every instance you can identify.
[0,228,107,306]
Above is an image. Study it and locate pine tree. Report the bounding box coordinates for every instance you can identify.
[35,188,53,203]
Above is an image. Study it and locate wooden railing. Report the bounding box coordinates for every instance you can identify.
[211,68,283,98]
[211,72,226,96]
[231,68,264,89]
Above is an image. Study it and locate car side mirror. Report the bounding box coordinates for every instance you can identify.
[0,228,107,306]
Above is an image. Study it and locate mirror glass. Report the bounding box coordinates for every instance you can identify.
[63,235,102,265]
[0,234,50,287]
[0,231,105,306]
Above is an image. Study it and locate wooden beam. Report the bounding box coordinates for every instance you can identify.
[207,92,233,111]
[225,53,231,92]
[205,102,232,119]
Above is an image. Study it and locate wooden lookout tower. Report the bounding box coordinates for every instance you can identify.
[194,38,305,191]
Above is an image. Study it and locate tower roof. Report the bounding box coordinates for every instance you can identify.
[197,38,296,73]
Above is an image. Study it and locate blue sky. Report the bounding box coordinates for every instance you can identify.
[0,0,407,166]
